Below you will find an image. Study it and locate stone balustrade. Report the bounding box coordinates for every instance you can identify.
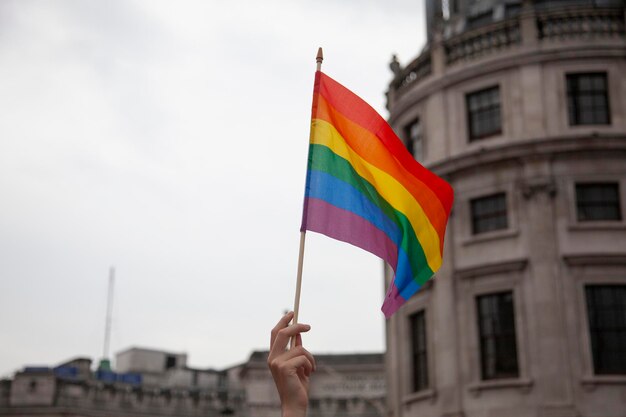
[389,5,625,96]
[537,7,625,40]
[445,19,521,65]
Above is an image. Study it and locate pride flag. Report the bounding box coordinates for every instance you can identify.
[300,71,454,317]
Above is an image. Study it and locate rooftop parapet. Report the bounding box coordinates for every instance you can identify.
[388,2,625,105]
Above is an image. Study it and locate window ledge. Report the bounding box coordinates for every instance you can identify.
[568,124,612,128]
[468,377,533,397]
[563,253,626,266]
[462,228,519,246]
[468,130,503,142]
[568,221,626,232]
[403,388,436,405]
[456,258,527,280]
[581,375,626,391]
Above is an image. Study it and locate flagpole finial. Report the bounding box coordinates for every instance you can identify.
[316,47,323,71]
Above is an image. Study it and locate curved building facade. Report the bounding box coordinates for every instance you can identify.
[384,1,626,417]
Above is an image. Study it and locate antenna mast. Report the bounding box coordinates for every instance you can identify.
[103,267,115,360]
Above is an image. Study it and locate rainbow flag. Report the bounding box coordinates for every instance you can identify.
[300,71,454,318]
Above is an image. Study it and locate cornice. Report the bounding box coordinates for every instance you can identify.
[455,258,528,280]
[426,135,626,178]
[563,253,626,267]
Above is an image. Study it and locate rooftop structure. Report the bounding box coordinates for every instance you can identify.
[0,349,386,417]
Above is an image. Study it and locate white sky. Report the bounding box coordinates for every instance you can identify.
[0,0,426,377]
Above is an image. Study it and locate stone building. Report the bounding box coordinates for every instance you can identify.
[0,349,242,417]
[0,348,385,417]
[384,1,626,417]
[240,351,385,417]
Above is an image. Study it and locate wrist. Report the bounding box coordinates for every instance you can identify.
[282,405,307,417]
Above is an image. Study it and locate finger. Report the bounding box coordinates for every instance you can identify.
[271,323,311,357]
[295,333,302,347]
[270,323,311,357]
[269,350,313,378]
[283,355,313,377]
[298,363,312,379]
[278,345,316,372]
[270,311,294,348]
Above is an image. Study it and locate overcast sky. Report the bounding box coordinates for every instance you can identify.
[0,0,427,377]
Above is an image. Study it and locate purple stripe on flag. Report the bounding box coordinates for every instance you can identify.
[303,197,398,268]
[381,281,407,318]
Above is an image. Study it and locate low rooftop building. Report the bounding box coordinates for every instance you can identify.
[0,348,386,417]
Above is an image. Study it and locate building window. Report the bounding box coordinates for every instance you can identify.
[466,86,501,140]
[585,285,626,375]
[410,310,428,392]
[576,183,621,221]
[337,398,348,412]
[165,355,177,370]
[405,118,423,162]
[566,72,610,125]
[470,193,508,234]
[162,389,172,403]
[477,292,519,380]
[218,372,228,390]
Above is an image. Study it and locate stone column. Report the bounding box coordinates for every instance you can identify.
[432,211,462,417]
[384,264,402,417]
[426,0,443,44]
[521,156,575,417]
[430,32,446,77]
[520,0,539,47]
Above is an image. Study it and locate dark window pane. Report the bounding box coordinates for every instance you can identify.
[410,310,428,392]
[592,76,606,90]
[165,355,177,369]
[567,73,611,126]
[585,285,626,375]
[337,399,347,412]
[576,183,622,221]
[477,292,519,380]
[471,193,508,234]
[580,95,593,110]
[592,95,606,108]
[579,75,589,90]
[467,86,502,140]
[404,119,423,162]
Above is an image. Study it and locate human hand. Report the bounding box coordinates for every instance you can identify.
[268,312,316,417]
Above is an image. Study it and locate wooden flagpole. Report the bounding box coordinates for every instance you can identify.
[291,47,323,347]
